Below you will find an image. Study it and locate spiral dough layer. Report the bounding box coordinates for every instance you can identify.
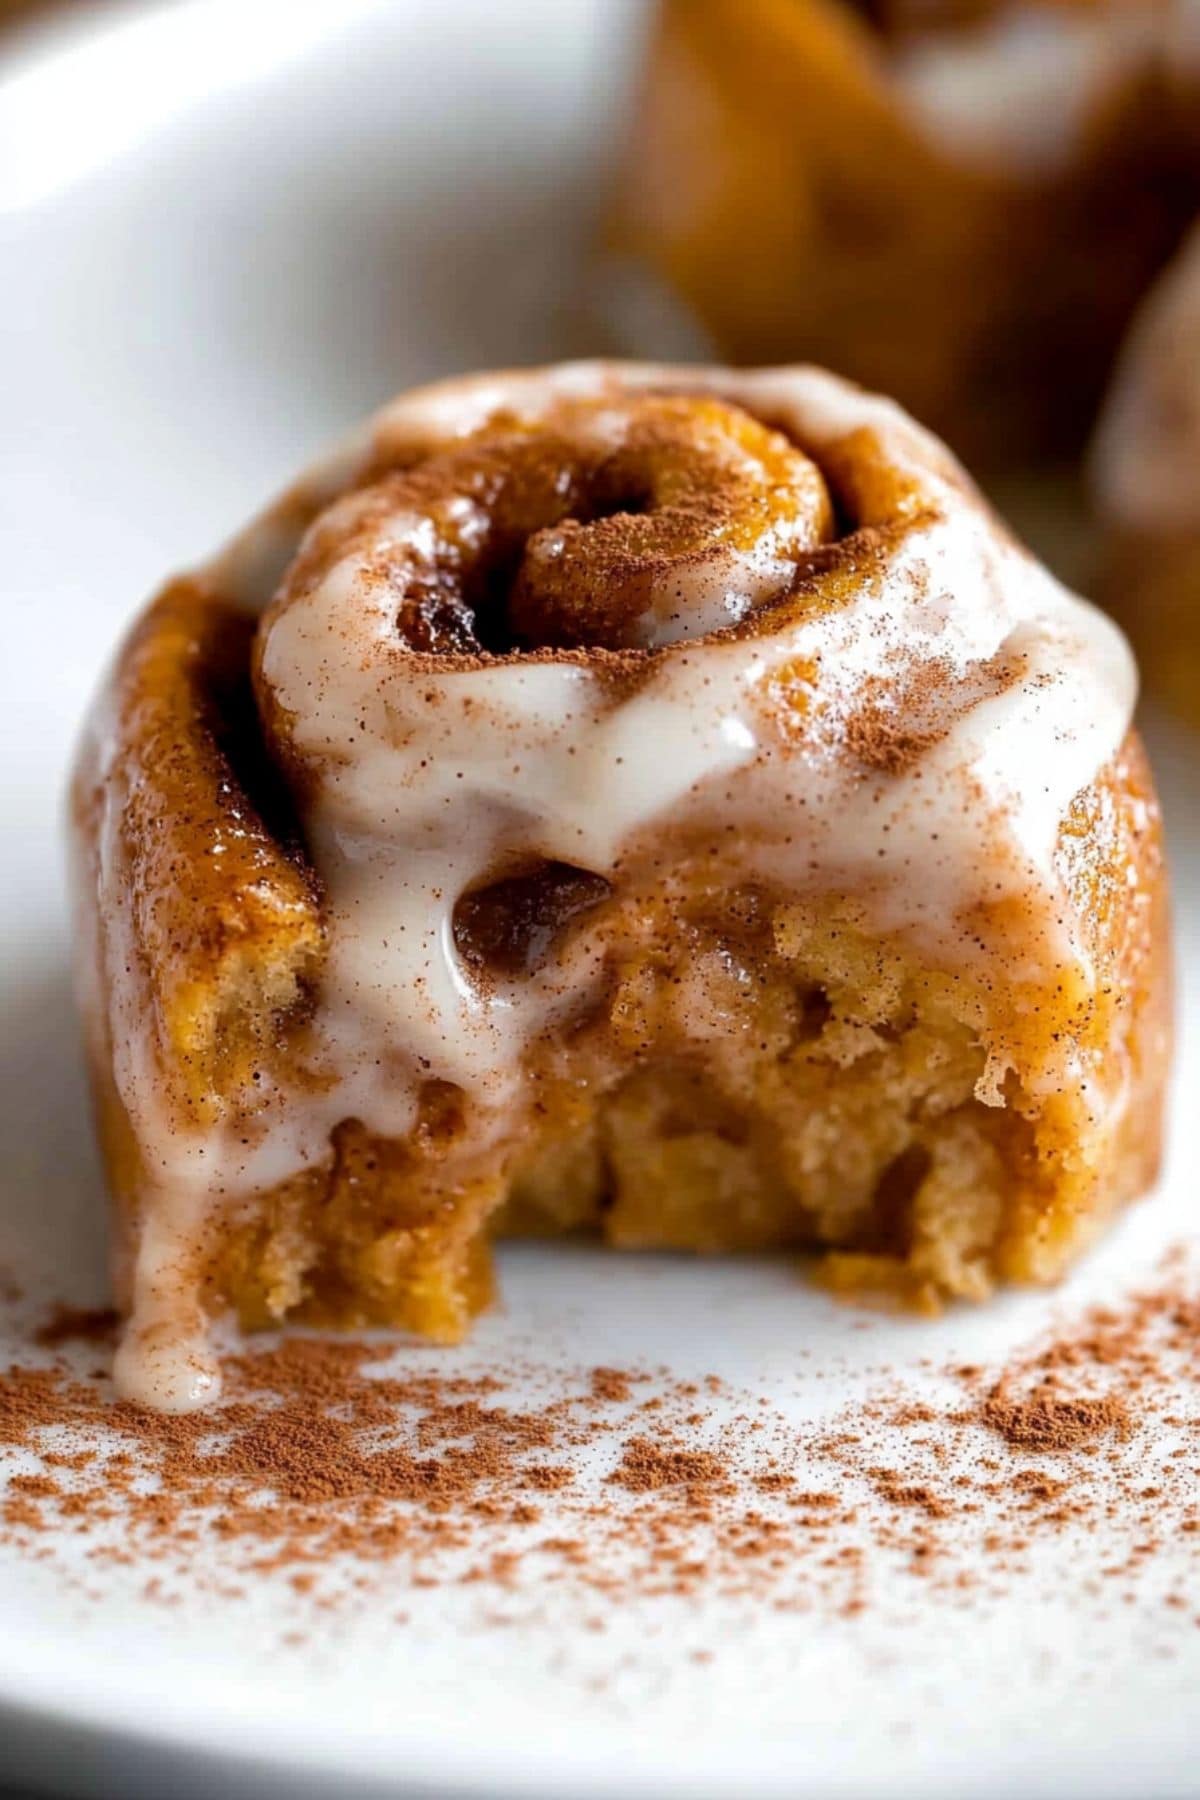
[79,362,1141,1408]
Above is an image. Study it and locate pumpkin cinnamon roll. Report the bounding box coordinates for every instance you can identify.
[71,362,1171,1411]
[1091,223,1200,724]
[608,0,1198,470]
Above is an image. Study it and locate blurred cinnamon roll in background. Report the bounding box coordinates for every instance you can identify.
[1092,221,1200,723]
[608,0,1199,472]
[71,361,1171,1412]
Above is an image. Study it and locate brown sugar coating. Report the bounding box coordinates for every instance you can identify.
[454,865,613,982]
[69,363,1171,1405]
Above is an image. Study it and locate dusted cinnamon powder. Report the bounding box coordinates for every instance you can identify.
[589,1367,635,1403]
[608,1439,728,1493]
[840,651,1021,776]
[1,1249,1198,1634]
[977,1382,1131,1452]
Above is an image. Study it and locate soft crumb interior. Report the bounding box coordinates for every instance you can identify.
[202,888,1114,1337]
[500,909,1032,1311]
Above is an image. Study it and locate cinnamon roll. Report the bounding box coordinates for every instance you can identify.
[71,362,1171,1412]
[608,0,1198,470]
[1092,222,1200,723]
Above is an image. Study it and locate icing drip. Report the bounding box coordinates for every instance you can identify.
[91,362,1137,1408]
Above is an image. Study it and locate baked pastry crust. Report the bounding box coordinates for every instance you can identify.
[608,0,1199,469]
[71,362,1171,1410]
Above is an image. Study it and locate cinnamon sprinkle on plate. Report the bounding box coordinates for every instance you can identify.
[1,1249,1198,1639]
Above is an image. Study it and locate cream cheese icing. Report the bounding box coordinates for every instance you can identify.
[85,362,1137,1408]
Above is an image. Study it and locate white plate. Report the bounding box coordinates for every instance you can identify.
[1,4,1197,1797]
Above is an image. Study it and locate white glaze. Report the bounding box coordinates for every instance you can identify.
[890,6,1163,175]
[1092,223,1200,535]
[92,362,1137,1408]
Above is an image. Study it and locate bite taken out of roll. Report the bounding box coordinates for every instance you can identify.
[71,362,1171,1411]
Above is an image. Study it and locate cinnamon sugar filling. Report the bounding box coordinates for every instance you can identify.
[71,363,1161,1411]
[259,393,836,675]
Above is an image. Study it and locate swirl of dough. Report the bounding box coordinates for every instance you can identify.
[231,362,1134,1135]
[77,362,1140,1410]
[257,394,834,674]
[248,378,846,1125]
